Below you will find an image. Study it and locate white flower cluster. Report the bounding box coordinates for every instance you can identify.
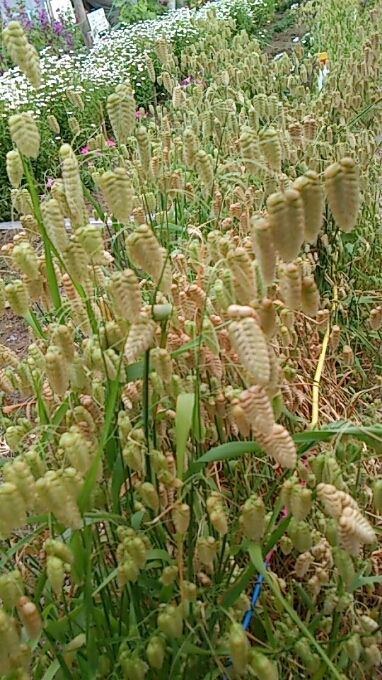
[0,0,270,113]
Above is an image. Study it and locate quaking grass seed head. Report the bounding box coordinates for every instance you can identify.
[8,113,40,159]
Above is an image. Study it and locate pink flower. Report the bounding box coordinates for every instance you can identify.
[106,139,116,147]
[46,177,54,189]
[81,145,90,154]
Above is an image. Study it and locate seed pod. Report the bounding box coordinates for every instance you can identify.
[330,324,340,351]
[68,116,80,136]
[258,423,297,468]
[63,236,88,283]
[3,457,37,508]
[145,54,156,82]
[5,280,28,316]
[6,150,23,188]
[238,385,274,435]
[228,315,270,387]
[0,608,20,669]
[301,276,320,317]
[44,538,74,565]
[259,128,281,172]
[340,505,375,546]
[240,130,260,174]
[135,125,151,176]
[267,190,304,262]
[250,214,276,286]
[41,199,68,254]
[369,306,382,330]
[12,242,39,280]
[60,146,84,224]
[239,495,266,541]
[279,263,302,311]
[150,348,172,383]
[288,519,312,553]
[107,269,142,323]
[290,484,312,521]
[229,623,249,676]
[47,114,60,134]
[342,345,353,366]
[195,150,214,191]
[146,636,166,669]
[364,644,381,667]
[248,650,279,680]
[16,596,42,639]
[157,604,183,638]
[295,552,313,578]
[257,298,277,339]
[332,547,355,589]
[107,89,136,144]
[2,20,29,68]
[154,36,169,65]
[126,224,165,288]
[46,555,65,595]
[9,113,40,159]
[99,168,133,224]
[343,633,361,662]
[324,157,360,232]
[0,570,24,608]
[172,503,190,534]
[196,536,217,570]
[293,171,323,244]
[227,247,257,304]
[45,345,68,396]
[66,88,84,110]
[294,638,320,674]
[124,313,157,363]
[183,127,198,169]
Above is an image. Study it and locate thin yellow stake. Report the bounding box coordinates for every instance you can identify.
[311,285,338,428]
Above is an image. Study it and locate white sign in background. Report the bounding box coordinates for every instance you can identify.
[87,8,109,41]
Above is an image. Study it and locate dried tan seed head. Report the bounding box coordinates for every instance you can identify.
[324,157,360,232]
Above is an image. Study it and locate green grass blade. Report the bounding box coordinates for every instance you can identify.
[175,393,195,481]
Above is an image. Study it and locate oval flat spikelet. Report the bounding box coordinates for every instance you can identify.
[301,276,320,317]
[99,168,133,225]
[227,247,257,304]
[279,263,302,311]
[136,126,152,176]
[283,189,305,261]
[107,269,142,324]
[267,190,304,262]
[293,171,324,245]
[107,88,136,144]
[228,316,270,387]
[6,150,23,188]
[316,483,343,518]
[257,423,297,468]
[238,385,274,435]
[340,506,376,545]
[250,214,276,287]
[126,224,164,286]
[324,157,360,232]
[41,199,68,255]
[195,150,214,191]
[259,128,281,172]
[124,314,157,363]
[9,113,40,159]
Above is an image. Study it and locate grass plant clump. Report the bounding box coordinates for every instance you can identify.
[0,0,381,678]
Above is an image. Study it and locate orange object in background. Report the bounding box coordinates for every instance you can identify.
[318,51,328,64]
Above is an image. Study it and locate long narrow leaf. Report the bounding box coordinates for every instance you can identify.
[175,393,195,481]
